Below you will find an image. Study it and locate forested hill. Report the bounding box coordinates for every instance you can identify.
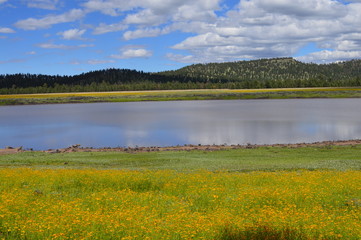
[0,69,172,89]
[160,57,361,83]
[1,57,361,93]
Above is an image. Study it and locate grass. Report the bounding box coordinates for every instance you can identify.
[0,145,360,239]
[1,87,361,105]
[217,224,309,240]
[1,145,361,171]
[0,169,360,239]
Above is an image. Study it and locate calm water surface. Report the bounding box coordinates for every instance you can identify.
[1,99,361,150]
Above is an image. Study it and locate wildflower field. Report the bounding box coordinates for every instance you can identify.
[0,169,361,239]
[0,146,360,239]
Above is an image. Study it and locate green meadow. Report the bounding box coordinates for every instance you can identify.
[1,87,361,105]
[1,145,361,171]
[0,145,361,239]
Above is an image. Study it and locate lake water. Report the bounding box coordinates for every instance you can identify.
[1,99,361,150]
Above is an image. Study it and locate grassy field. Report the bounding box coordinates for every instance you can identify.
[1,87,361,105]
[1,145,361,171]
[1,169,360,239]
[0,145,361,239]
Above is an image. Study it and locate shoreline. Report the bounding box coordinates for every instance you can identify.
[2,139,361,155]
[1,87,361,106]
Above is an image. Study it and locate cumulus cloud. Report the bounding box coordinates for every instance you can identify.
[0,27,15,33]
[82,0,136,16]
[15,9,85,30]
[85,0,221,36]
[83,0,220,20]
[166,53,203,63]
[93,22,128,35]
[166,0,361,63]
[25,0,60,10]
[58,29,86,40]
[252,0,347,18]
[124,9,166,26]
[7,0,361,67]
[296,50,361,63]
[82,0,361,64]
[123,27,171,40]
[110,47,153,59]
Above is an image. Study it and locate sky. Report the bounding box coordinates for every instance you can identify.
[1,0,361,76]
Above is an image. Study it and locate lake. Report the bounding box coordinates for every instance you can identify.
[1,99,361,150]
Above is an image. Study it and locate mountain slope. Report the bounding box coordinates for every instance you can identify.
[159,57,361,82]
[1,58,361,93]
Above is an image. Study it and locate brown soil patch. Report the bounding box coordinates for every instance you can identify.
[0,147,24,155]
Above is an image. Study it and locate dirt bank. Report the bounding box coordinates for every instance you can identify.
[1,139,361,155]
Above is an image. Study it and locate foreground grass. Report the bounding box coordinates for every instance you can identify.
[1,87,361,105]
[0,146,360,239]
[1,145,360,171]
[0,169,360,239]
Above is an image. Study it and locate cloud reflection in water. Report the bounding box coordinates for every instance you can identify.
[1,99,361,150]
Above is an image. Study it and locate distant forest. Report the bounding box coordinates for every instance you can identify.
[1,57,361,94]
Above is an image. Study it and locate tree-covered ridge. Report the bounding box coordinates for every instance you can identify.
[1,58,361,94]
[161,58,361,82]
[0,69,173,89]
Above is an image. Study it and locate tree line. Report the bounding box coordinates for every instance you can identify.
[1,58,361,94]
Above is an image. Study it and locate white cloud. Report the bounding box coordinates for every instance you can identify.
[172,32,232,49]
[82,0,137,16]
[25,0,60,10]
[82,0,361,64]
[166,0,361,64]
[110,47,153,59]
[123,27,171,40]
[26,51,37,55]
[0,27,15,33]
[166,53,202,63]
[85,0,221,32]
[15,9,85,30]
[5,0,361,69]
[252,0,347,19]
[296,50,361,63]
[93,22,128,35]
[124,9,166,26]
[58,29,86,40]
[173,4,217,22]
[37,42,94,49]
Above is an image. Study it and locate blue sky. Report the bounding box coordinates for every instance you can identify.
[1,0,361,76]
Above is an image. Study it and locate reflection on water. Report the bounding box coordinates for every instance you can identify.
[1,99,361,150]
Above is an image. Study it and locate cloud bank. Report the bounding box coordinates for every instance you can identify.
[6,0,361,71]
[79,0,361,63]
